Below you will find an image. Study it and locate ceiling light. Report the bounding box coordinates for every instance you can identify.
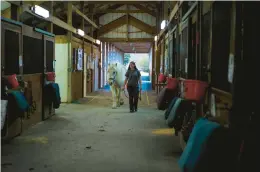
[154,36,158,41]
[31,5,49,18]
[96,39,101,45]
[77,29,85,36]
[161,20,166,30]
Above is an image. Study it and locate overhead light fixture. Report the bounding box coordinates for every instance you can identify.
[77,29,85,36]
[31,5,50,18]
[161,20,166,30]
[154,36,158,41]
[96,39,101,45]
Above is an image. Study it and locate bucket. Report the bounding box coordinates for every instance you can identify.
[158,73,166,83]
[7,74,19,89]
[46,72,55,81]
[184,80,208,102]
[166,77,178,90]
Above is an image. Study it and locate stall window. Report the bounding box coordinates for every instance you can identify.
[23,35,43,74]
[211,2,231,92]
[4,30,20,75]
[46,40,54,72]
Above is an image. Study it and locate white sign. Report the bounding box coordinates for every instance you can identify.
[210,94,216,117]
[228,54,234,83]
[77,48,83,71]
[185,58,188,73]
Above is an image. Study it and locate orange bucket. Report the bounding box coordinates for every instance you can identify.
[166,77,178,90]
[184,80,208,102]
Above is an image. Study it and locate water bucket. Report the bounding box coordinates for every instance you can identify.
[184,80,208,102]
[46,72,55,81]
[166,77,178,90]
[7,74,19,89]
[158,73,166,83]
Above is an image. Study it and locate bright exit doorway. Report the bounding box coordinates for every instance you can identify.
[124,53,152,91]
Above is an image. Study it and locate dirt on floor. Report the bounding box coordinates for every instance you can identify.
[1,90,182,172]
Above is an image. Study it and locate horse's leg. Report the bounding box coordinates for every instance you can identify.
[119,89,124,105]
[111,86,117,109]
[116,88,120,107]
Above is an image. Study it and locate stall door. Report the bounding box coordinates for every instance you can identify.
[42,35,55,120]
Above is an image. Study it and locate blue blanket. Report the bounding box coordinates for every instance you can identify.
[178,118,220,172]
[50,83,61,109]
[9,91,29,111]
[166,98,183,128]
[164,97,178,120]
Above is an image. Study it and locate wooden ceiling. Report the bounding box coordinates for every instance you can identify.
[113,42,152,53]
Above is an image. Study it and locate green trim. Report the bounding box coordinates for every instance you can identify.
[34,28,55,37]
[1,17,22,26]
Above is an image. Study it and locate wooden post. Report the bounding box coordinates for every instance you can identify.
[67,1,72,103]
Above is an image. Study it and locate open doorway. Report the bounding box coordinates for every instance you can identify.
[124,53,151,91]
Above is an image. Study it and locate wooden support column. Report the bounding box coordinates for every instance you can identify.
[81,1,85,98]
[67,1,73,102]
[47,1,54,33]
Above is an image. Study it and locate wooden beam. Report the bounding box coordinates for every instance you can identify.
[128,15,156,35]
[72,5,99,29]
[98,38,153,42]
[132,4,156,17]
[95,4,124,18]
[97,15,127,36]
[98,15,156,36]
[86,1,157,4]
[93,10,156,14]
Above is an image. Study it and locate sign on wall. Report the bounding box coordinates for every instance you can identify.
[77,48,83,71]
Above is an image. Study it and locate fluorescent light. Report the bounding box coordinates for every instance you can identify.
[77,29,85,36]
[161,20,166,30]
[31,5,49,18]
[154,36,158,41]
[96,39,101,45]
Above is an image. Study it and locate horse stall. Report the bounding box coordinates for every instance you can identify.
[206,1,233,125]
[22,25,56,128]
[1,18,23,139]
[1,18,56,140]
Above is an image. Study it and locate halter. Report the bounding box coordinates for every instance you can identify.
[108,71,117,85]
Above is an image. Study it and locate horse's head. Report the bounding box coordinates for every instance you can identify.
[107,63,118,86]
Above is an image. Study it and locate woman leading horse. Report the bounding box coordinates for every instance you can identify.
[122,61,142,113]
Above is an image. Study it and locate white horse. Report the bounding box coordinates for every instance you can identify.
[107,63,127,109]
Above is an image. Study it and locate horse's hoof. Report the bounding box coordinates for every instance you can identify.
[120,102,124,105]
[112,106,117,109]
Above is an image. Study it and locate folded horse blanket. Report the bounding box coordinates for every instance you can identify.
[178,118,220,172]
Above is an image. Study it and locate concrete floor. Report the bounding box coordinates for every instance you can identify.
[1,91,182,172]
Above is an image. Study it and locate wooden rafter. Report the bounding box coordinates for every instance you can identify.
[95,4,124,18]
[93,10,157,14]
[97,15,156,36]
[128,15,156,35]
[99,38,153,42]
[132,4,156,17]
[97,15,127,36]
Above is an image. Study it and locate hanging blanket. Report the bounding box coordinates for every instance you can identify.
[164,97,178,120]
[178,118,220,172]
[8,91,29,112]
[44,83,61,109]
[1,100,8,130]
